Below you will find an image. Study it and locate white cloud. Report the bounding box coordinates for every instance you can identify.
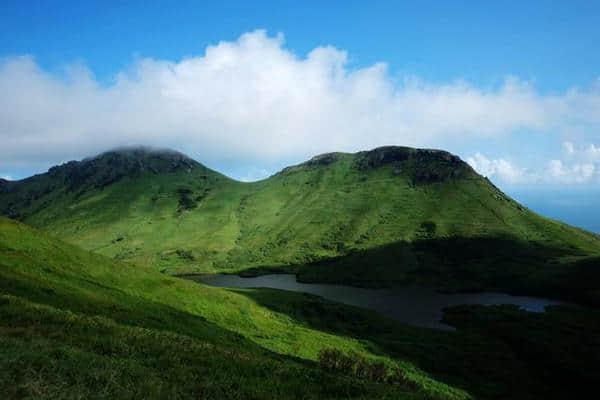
[584,143,600,161]
[467,153,532,184]
[470,143,600,185]
[0,175,11,181]
[1,30,600,175]
[237,168,272,182]
[563,141,600,162]
[547,159,596,184]
[563,141,575,155]
[547,142,600,183]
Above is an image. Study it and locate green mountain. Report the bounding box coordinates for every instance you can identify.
[1,146,599,304]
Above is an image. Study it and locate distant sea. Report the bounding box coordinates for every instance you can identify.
[506,186,600,234]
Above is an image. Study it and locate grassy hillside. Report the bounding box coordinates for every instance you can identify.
[2,217,600,399]
[0,216,464,399]
[1,146,599,303]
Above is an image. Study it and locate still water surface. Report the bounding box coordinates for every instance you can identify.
[198,274,562,330]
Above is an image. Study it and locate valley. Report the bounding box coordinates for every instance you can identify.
[195,273,562,329]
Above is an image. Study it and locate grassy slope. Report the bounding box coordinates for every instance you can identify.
[0,216,460,399]
[2,217,600,399]
[1,147,599,303]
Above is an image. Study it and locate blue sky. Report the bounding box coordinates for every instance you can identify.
[2,1,599,90]
[1,1,599,231]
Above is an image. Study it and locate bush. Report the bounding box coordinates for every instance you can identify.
[390,367,421,391]
[339,351,359,374]
[354,358,371,380]
[317,348,340,370]
[175,249,195,261]
[367,362,388,382]
[317,348,391,384]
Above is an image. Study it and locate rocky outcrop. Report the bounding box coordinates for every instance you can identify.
[355,146,475,184]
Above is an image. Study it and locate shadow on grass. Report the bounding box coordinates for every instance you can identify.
[239,235,600,307]
[235,285,600,400]
[228,235,600,398]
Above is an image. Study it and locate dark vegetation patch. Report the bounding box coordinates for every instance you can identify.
[175,249,195,261]
[355,146,476,184]
[442,304,600,399]
[239,287,600,400]
[112,235,124,243]
[304,153,343,167]
[176,188,196,212]
[277,153,347,175]
[175,187,211,215]
[417,221,437,239]
[319,349,410,385]
[288,235,599,305]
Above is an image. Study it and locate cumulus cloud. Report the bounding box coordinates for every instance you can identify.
[237,168,272,182]
[470,142,600,185]
[466,153,532,184]
[563,141,600,161]
[563,141,575,155]
[547,159,596,184]
[544,141,600,183]
[1,30,600,175]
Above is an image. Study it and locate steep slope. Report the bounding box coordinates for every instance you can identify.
[1,146,599,303]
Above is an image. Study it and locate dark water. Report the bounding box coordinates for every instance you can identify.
[197,274,562,330]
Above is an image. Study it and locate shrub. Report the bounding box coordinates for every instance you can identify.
[318,348,341,370]
[354,358,371,380]
[337,351,356,374]
[318,348,394,385]
[390,367,421,391]
[367,362,388,382]
[175,249,195,261]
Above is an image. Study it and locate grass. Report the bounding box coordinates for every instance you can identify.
[0,216,464,399]
[2,216,600,398]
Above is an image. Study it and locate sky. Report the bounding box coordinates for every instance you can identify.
[1,1,599,231]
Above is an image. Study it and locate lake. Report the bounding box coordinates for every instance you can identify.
[196,273,563,330]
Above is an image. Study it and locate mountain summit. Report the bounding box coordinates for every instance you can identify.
[1,145,599,305]
[51,146,202,188]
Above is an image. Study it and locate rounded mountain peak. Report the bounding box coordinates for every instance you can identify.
[87,146,200,172]
[43,146,204,194]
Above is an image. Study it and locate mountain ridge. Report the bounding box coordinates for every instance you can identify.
[1,145,599,305]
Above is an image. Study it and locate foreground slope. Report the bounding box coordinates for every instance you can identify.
[2,218,600,399]
[0,216,462,399]
[1,146,599,303]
